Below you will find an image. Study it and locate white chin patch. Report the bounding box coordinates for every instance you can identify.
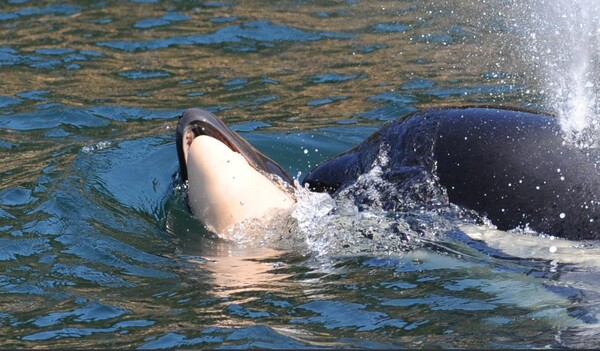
[186,135,293,238]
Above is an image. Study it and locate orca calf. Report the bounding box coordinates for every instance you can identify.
[304,107,600,240]
[176,109,294,235]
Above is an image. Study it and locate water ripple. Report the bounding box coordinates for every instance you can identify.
[293,300,407,331]
[118,70,171,80]
[139,331,224,349]
[22,319,155,342]
[82,136,176,217]
[210,16,237,23]
[425,84,527,98]
[0,107,109,130]
[0,274,45,295]
[203,1,234,7]
[97,20,356,52]
[134,12,190,29]
[51,263,135,288]
[17,90,50,101]
[311,72,365,84]
[0,238,51,261]
[383,295,497,311]
[373,23,412,33]
[401,78,437,90]
[307,96,348,107]
[0,4,81,20]
[0,96,22,109]
[0,187,36,206]
[87,106,176,121]
[0,47,102,70]
[32,301,128,327]
[56,234,175,279]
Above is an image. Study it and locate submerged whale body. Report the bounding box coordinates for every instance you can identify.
[304,107,600,240]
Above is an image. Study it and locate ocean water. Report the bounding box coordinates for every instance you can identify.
[1,0,599,348]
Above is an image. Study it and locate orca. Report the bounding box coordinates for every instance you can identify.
[176,107,599,241]
[304,107,600,240]
[175,109,294,236]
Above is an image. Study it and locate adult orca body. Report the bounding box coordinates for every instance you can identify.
[304,107,600,240]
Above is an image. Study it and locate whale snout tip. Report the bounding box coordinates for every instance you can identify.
[176,109,227,182]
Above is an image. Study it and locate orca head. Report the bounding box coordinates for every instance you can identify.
[176,108,293,184]
[175,108,295,235]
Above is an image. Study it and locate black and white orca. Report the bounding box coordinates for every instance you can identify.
[176,107,600,241]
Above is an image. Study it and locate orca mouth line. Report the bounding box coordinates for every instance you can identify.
[184,118,239,156]
[175,108,293,185]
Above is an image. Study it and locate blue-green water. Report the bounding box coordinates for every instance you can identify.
[1,0,600,348]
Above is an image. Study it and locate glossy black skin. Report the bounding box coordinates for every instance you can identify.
[304,107,600,240]
[176,108,293,184]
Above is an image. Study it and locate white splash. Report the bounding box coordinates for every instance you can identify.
[287,146,446,257]
[291,185,337,255]
[513,0,600,147]
[81,140,113,153]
